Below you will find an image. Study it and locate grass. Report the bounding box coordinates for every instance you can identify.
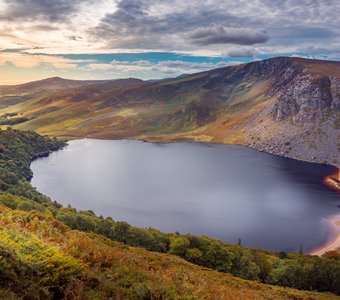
[0,205,338,300]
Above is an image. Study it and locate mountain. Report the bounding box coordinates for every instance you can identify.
[0,77,110,108]
[1,57,339,166]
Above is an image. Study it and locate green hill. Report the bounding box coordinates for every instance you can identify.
[0,205,338,300]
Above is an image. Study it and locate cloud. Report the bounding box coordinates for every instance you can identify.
[0,52,80,69]
[0,0,339,83]
[87,59,241,75]
[88,0,243,50]
[87,63,115,70]
[0,48,28,53]
[189,26,269,46]
[89,0,339,55]
[224,48,256,58]
[68,36,83,41]
[0,0,339,57]
[0,0,94,22]
[27,24,60,31]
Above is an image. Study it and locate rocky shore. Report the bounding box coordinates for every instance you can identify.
[324,169,340,192]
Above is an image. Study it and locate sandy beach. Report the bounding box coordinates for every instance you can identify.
[309,217,340,256]
[309,170,340,256]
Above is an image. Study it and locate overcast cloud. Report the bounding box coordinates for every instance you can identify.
[0,0,339,83]
[189,26,269,46]
[0,0,338,54]
[0,0,95,22]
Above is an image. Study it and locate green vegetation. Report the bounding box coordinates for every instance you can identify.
[0,117,29,126]
[1,206,337,300]
[0,127,64,193]
[0,128,339,299]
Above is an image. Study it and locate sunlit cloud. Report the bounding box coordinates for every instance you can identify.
[0,52,79,69]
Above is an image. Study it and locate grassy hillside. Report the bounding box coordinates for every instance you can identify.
[0,205,339,300]
[1,57,339,166]
[0,128,339,299]
[0,77,111,109]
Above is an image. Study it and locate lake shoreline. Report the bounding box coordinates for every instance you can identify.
[308,170,340,255]
[62,135,339,170]
[45,137,340,254]
[309,214,340,256]
[323,170,340,192]
[31,137,339,254]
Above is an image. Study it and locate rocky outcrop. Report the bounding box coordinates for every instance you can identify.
[324,169,340,192]
[236,58,340,167]
[271,73,339,124]
[243,56,295,79]
[330,77,340,110]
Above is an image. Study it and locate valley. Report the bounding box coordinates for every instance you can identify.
[0,57,339,299]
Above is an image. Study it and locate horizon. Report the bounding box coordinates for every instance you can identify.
[2,55,338,86]
[0,0,339,84]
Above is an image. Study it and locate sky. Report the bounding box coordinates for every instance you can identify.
[0,0,339,84]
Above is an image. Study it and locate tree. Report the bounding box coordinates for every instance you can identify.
[169,236,190,257]
[186,248,203,264]
[112,221,131,244]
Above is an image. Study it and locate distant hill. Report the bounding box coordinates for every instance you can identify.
[0,77,110,108]
[1,57,339,166]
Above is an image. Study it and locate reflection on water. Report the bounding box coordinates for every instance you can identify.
[31,139,339,252]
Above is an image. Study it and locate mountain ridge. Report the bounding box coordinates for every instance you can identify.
[0,56,339,166]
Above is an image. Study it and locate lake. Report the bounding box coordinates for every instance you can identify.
[31,139,339,252]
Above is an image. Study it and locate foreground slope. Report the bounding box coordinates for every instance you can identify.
[0,205,338,300]
[1,57,339,166]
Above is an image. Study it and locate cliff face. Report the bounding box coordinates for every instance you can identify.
[240,58,339,166]
[0,57,339,166]
[271,67,338,123]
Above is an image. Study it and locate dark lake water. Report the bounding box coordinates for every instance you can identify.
[31,139,339,252]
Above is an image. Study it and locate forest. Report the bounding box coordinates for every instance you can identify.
[0,128,339,299]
